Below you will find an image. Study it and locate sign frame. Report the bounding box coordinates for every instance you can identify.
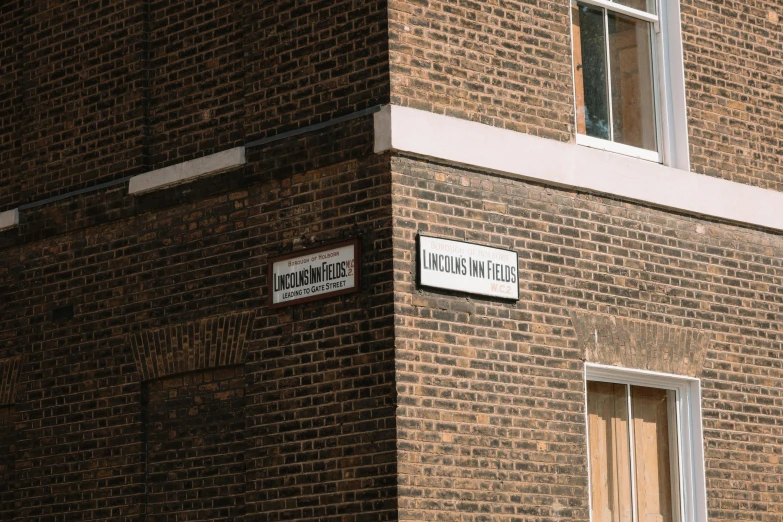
[267,238,362,309]
[417,233,520,301]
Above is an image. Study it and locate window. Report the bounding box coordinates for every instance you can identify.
[584,364,707,522]
[571,0,689,168]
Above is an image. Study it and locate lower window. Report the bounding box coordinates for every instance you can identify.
[584,365,708,522]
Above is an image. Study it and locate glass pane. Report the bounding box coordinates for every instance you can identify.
[587,381,633,522]
[631,386,681,522]
[613,0,657,15]
[574,4,610,140]
[608,12,658,151]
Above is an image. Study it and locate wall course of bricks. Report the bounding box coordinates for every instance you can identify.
[0,405,15,521]
[245,0,390,141]
[570,311,711,376]
[388,0,783,191]
[130,311,255,381]
[0,120,396,520]
[143,367,247,520]
[0,357,21,406]
[1,0,390,213]
[1,1,783,520]
[391,155,783,521]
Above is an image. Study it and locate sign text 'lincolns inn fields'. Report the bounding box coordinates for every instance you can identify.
[269,239,360,307]
[418,235,519,300]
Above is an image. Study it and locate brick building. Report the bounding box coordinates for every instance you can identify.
[0,0,782,521]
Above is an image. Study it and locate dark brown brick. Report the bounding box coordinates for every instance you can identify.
[244,0,390,141]
[12,0,148,209]
[2,2,783,521]
[148,0,245,168]
[0,405,15,521]
[144,367,246,520]
[0,120,396,521]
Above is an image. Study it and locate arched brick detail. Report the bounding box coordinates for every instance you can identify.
[0,357,21,406]
[570,312,710,378]
[130,311,255,381]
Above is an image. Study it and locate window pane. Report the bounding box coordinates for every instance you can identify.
[587,381,633,522]
[608,13,658,151]
[574,4,610,140]
[613,0,657,15]
[631,386,681,522]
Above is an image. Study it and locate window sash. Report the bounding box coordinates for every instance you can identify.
[577,0,659,23]
[572,0,692,170]
[572,0,661,159]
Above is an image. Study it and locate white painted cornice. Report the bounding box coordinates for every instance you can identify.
[0,209,18,232]
[129,146,246,195]
[374,105,783,232]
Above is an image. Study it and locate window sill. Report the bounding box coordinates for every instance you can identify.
[576,133,661,163]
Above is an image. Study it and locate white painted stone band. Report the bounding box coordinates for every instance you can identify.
[128,146,246,195]
[374,105,783,232]
[0,208,19,231]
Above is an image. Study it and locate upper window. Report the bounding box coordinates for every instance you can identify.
[571,0,689,167]
[584,364,708,522]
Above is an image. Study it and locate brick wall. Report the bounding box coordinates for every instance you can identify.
[682,0,783,191]
[144,367,246,520]
[390,155,783,521]
[243,134,397,520]
[6,0,780,210]
[245,0,390,141]
[0,0,24,212]
[388,0,783,191]
[1,2,783,521]
[0,117,397,520]
[1,0,390,211]
[148,0,245,168]
[9,0,148,210]
[388,0,574,142]
[0,405,14,520]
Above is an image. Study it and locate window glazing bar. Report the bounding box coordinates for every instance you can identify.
[577,0,659,23]
[626,384,639,522]
[603,8,614,142]
[649,21,664,156]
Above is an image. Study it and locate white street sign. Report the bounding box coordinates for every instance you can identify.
[269,239,360,307]
[418,235,519,300]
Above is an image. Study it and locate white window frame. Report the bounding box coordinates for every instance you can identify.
[570,0,690,170]
[584,363,708,522]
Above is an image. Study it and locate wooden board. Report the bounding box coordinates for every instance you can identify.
[631,386,680,522]
[587,381,633,522]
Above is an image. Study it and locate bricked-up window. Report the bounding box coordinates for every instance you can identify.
[585,365,708,522]
[143,368,246,520]
[571,0,687,166]
[0,406,14,521]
